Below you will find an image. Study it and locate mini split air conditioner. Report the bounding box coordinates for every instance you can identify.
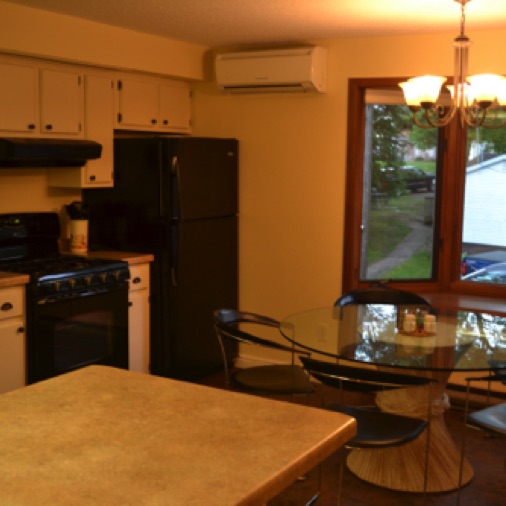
[215,46,327,94]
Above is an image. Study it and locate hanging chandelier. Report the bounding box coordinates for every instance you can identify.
[399,0,506,129]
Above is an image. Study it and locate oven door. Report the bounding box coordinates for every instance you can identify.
[26,283,129,384]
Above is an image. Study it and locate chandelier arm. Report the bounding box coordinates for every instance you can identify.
[423,104,457,128]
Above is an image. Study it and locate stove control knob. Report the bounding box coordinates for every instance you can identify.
[99,272,108,283]
[53,281,61,293]
[84,275,93,287]
[113,270,121,282]
[68,279,77,289]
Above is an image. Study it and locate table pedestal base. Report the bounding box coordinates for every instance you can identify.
[347,386,473,493]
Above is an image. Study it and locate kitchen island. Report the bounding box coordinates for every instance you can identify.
[0,365,356,505]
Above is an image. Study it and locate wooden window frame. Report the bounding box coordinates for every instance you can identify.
[343,77,506,300]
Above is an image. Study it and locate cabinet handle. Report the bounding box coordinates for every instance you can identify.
[28,123,36,130]
[1,302,13,311]
[132,277,141,284]
[17,327,25,334]
[45,124,53,130]
[151,119,157,125]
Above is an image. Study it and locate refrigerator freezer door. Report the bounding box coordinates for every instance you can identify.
[170,138,238,220]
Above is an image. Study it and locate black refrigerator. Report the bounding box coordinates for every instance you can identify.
[83,136,238,379]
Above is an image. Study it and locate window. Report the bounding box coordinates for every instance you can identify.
[343,77,506,298]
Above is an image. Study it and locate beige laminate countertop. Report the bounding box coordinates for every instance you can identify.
[0,366,356,506]
[68,250,155,265]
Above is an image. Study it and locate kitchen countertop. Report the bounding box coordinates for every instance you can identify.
[67,250,155,265]
[0,366,356,505]
[0,272,30,287]
[0,251,154,288]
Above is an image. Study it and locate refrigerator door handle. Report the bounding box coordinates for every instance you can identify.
[171,155,181,219]
[170,221,179,287]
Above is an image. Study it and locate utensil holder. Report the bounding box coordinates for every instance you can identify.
[70,219,88,254]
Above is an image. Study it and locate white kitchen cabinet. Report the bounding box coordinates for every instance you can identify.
[0,285,26,394]
[159,82,191,132]
[0,61,38,134]
[128,263,150,373]
[48,73,114,188]
[0,56,84,138]
[115,75,191,133]
[116,78,159,129]
[39,68,83,136]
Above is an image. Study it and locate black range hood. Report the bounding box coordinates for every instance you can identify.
[0,138,102,168]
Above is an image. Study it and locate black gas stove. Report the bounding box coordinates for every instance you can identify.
[0,212,130,384]
[0,213,129,298]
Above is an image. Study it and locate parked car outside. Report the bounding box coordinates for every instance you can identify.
[462,261,506,283]
[376,166,435,196]
[461,250,506,275]
[399,166,435,193]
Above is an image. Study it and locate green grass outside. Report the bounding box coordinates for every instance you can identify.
[380,250,432,278]
[367,193,432,278]
[367,194,424,261]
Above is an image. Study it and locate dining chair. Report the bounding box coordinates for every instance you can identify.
[213,309,319,505]
[456,369,506,505]
[213,308,314,396]
[335,285,432,308]
[299,356,433,505]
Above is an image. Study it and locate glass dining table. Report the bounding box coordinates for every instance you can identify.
[280,303,506,493]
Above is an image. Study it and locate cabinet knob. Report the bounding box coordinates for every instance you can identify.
[132,277,141,284]
[1,302,13,311]
[89,175,96,181]
[45,124,53,130]
[163,119,169,125]
[17,327,25,334]
[28,123,36,130]
[128,301,133,307]
[151,119,157,125]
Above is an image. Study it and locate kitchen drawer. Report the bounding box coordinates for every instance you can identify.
[0,286,24,321]
[129,264,150,292]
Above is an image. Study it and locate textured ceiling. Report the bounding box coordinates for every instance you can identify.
[3,0,506,47]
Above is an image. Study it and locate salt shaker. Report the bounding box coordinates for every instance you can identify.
[424,314,436,333]
[403,313,416,332]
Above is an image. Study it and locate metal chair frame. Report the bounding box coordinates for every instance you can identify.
[300,356,434,505]
[457,372,506,505]
[213,309,318,505]
[213,308,314,395]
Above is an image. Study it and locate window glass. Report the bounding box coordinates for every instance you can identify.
[360,95,438,281]
[461,127,506,283]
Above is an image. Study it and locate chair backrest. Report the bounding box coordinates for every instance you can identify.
[213,308,301,354]
[490,360,506,385]
[335,286,431,309]
[300,356,432,394]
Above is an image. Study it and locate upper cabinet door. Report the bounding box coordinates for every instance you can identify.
[159,83,191,132]
[40,68,83,136]
[116,78,159,129]
[115,76,191,133]
[0,62,38,133]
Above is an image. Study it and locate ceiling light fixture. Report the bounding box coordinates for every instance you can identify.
[399,0,506,129]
